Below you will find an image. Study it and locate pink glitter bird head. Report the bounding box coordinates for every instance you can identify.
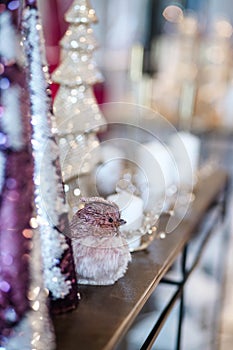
[70,197,126,238]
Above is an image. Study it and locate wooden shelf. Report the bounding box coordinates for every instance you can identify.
[53,170,228,350]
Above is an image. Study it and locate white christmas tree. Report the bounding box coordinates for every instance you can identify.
[22,0,78,314]
[52,0,107,216]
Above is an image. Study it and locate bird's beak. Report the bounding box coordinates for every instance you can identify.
[118,218,127,226]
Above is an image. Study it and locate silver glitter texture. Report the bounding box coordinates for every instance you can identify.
[59,132,99,182]
[22,8,72,299]
[52,0,106,187]
[65,0,97,25]
[52,0,106,209]
[52,51,103,87]
[60,24,98,52]
[53,85,106,135]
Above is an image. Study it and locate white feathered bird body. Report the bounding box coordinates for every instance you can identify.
[70,197,131,285]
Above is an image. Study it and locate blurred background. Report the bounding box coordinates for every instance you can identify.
[41,0,233,132]
[39,1,233,349]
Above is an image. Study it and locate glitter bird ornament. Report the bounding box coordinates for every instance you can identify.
[70,197,132,285]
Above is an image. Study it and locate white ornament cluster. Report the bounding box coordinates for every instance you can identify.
[0,11,17,60]
[1,86,24,150]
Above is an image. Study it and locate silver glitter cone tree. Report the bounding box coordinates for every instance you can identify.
[22,0,78,314]
[0,9,55,349]
[52,0,107,215]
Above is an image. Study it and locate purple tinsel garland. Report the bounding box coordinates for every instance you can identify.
[0,150,34,339]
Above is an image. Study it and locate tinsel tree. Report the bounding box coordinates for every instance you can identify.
[52,0,107,216]
[0,9,55,349]
[21,0,78,314]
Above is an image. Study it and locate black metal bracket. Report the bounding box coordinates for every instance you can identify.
[140,178,230,350]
